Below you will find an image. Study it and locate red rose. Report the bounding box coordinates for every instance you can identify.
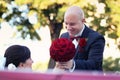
[79,38,87,52]
[50,38,76,62]
[79,38,87,47]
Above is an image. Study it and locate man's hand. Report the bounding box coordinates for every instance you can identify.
[54,59,74,70]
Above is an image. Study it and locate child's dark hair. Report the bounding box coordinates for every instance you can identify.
[4,45,31,67]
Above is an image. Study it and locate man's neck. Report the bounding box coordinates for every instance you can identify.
[75,24,85,37]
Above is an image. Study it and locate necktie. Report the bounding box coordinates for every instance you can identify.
[70,36,81,48]
[70,36,81,41]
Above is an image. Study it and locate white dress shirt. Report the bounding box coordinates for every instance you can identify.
[70,25,85,72]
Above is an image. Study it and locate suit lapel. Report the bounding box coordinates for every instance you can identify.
[74,25,90,59]
[81,25,90,38]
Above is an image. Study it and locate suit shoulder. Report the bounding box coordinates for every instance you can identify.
[87,29,105,43]
[60,32,69,38]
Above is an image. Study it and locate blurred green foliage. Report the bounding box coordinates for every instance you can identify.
[103,57,120,72]
[1,0,120,40]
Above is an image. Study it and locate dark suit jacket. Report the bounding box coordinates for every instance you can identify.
[60,25,105,71]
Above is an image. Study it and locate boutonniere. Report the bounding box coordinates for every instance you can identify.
[78,38,88,52]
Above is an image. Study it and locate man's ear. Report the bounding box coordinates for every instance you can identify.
[82,19,86,23]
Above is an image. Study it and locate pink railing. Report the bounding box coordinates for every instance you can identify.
[0,70,120,80]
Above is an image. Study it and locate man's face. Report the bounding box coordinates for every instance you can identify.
[64,14,83,37]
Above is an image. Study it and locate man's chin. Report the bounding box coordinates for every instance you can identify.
[69,33,75,37]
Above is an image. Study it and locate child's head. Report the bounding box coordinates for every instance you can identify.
[4,45,33,69]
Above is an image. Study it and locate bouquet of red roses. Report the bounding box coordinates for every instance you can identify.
[50,38,76,62]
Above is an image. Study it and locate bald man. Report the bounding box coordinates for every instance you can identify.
[54,6,105,72]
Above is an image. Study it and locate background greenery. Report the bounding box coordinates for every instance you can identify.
[0,0,120,72]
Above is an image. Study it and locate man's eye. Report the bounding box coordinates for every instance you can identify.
[64,23,76,26]
[69,23,75,26]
